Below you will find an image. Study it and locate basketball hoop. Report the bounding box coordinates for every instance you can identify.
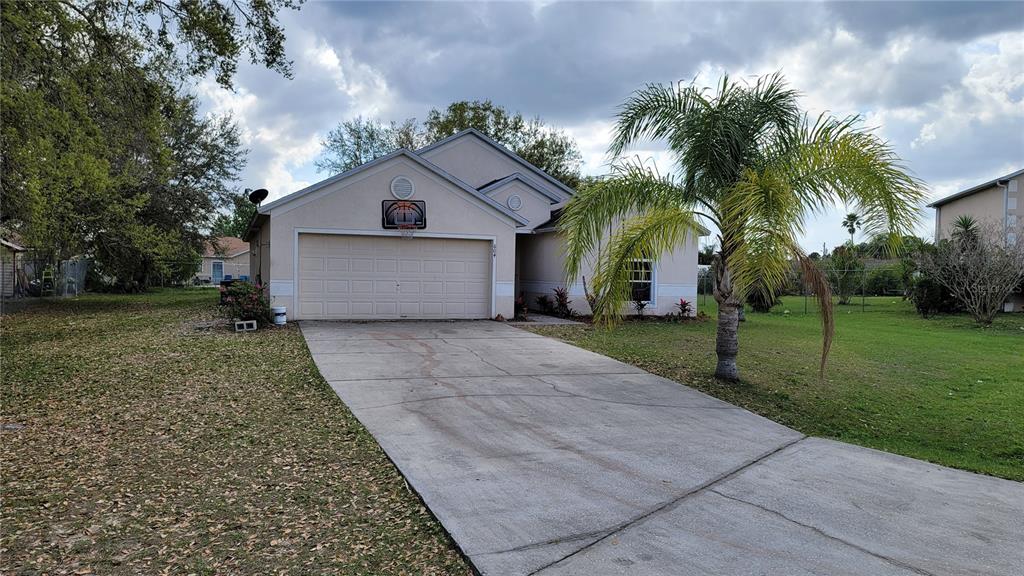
[397,223,417,240]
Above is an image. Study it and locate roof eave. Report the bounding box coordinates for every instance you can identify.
[927,167,1024,208]
[478,172,563,204]
[252,149,529,226]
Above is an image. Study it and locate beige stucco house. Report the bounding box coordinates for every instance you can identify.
[195,237,250,284]
[243,128,701,321]
[928,167,1024,311]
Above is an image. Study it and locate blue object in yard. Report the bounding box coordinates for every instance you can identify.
[224,274,233,281]
[239,275,249,281]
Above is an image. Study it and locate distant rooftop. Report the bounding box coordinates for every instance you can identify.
[927,167,1024,208]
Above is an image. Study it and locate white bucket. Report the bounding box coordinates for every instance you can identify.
[272,306,287,325]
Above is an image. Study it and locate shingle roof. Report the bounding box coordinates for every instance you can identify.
[205,237,249,258]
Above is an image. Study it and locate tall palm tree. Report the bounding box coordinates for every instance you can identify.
[842,212,862,241]
[559,74,923,380]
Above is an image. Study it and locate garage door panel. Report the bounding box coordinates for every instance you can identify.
[351,280,373,293]
[374,280,398,294]
[350,301,374,315]
[351,258,374,272]
[301,279,323,294]
[298,234,491,320]
[399,259,422,273]
[301,301,324,317]
[399,281,421,294]
[300,256,324,273]
[325,301,350,316]
[325,280,350,294]
[325,258,350,272]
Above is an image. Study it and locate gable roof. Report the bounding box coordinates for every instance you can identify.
[256,148,529,225]
[205,236,249,258]
[927,167,1024,208]
[416,128,575,199]
[477,172,563,204]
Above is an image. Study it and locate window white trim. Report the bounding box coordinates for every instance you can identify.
[628,259,657,306]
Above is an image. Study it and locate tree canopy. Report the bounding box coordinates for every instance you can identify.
[316,100,583,188]
[1,0,299,290]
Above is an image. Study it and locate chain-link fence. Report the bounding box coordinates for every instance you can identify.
[17,257,92,297]
[697,262,908,313]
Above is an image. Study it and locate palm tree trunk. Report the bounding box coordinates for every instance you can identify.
[715,301,740,380]
[712,256,741,381]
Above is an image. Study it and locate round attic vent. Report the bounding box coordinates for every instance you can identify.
[507,194,523,211]
[390,176,415,200]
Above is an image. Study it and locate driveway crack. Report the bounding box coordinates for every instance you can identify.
[355,391,572,410]
[542,380,743,411]
[527,435,808,575]
[708,489,937,576]
[440,338,513,375]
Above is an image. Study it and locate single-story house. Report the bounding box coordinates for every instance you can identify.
[1,238,27,298]
[927,167,1023,311]
[243,128,701,320]
[195,237,250,284]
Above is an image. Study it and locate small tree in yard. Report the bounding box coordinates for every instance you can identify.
[919,223,1024,324]
[826,244,865,305]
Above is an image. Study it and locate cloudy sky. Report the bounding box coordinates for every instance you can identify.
[197,1,1023,252]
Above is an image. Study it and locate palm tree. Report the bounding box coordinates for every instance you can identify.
[951,215,978,243]
[558,74,923,380]
[841,213,862,241]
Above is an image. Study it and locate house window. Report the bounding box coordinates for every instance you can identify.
[628,260,653,302]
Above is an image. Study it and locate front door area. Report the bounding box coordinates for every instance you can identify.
[211,261,224,284]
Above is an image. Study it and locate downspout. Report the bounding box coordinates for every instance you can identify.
[996,178,1009,238]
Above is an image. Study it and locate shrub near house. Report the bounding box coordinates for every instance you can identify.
[221,281,273,325]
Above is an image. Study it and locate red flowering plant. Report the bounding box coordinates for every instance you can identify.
[222,281,273,324]
[675,298,693,318]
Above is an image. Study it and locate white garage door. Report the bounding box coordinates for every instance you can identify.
[297,234,492,320]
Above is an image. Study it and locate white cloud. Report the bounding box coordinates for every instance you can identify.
[302,38,395,119]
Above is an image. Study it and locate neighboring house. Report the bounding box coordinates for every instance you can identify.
[927,167,1024,311]
[1,238,27,298]
[243,128,702,321]
[196,237,250,284]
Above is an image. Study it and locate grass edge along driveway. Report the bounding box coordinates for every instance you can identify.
[528,296,1024,482]
[1,290,472,575]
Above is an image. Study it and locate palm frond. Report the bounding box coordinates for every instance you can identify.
[779,114,926,254]
[722,169,805,301]
[588,206,701,325]
[608,80,707,158]
[797,254,833,378]
[558,164,696,284]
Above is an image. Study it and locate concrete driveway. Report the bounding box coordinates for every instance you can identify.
[302,320,1023,576]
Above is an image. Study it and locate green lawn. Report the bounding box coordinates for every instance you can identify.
[529,296,1024,481]
[0,290,470,575]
